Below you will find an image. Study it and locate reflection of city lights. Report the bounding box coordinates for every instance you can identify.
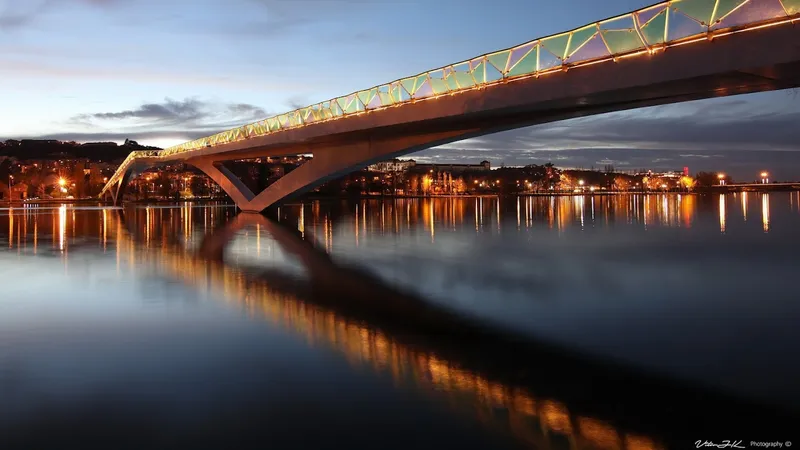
[719,195,726,233]
[58,205,67,251]
[741,192,748,221]
[762,194,770,232]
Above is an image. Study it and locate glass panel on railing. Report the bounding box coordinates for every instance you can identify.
[541,33,570,60]
[711,0,749,24]
[507,45,538,77]
[401,77,417,97]
[445,72,460,91]
[601,29,645,53]
[672,0,717,25]
[782,0,800,15]
[469,58,485,83]
[711,0,788,29]
[487,50,511,74]
[429,69,449,94]
[668,7,708,40]
[506,42,536,75]
[566,33,609,63]
[637,3,667,25]
[640,8,668,45]
[567,25,597,57]
[538,47,562,71]
[413,79,434,98]
[358,88,377,108]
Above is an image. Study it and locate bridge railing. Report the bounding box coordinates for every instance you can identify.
[102,0,799,197]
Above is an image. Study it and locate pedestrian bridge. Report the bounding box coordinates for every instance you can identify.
[100,0,800,211]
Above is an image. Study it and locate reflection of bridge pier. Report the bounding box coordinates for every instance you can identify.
[109,210,797,448]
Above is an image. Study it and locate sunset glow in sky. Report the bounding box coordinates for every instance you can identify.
[1,0,798,179]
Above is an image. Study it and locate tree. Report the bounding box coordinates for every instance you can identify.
[680,176,697,191]
[695,171,730,187]
[190,176,211,197]
[613,176,631,191]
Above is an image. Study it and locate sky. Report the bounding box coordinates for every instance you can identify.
[0,0,798,180]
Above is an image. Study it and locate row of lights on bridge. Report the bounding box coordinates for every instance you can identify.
[717,172,769,186]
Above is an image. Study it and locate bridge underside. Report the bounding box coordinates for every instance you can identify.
[107,22,800,212]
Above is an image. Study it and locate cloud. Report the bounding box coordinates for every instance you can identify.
[73,97,269,131]
[85,98,207,121]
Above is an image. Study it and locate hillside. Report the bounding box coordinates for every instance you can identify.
[0,139,161,162]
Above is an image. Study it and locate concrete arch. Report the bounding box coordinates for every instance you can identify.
[107,129,477,211]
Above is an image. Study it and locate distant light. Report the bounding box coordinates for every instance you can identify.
[717,173,725,179]
[58,178,66,187]
[761,172,768,178]
[578,179,585,186]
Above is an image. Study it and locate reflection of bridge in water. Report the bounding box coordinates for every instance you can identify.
[111,210,664,450]
[107,206,794,449]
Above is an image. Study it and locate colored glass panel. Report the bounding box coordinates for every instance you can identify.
[331,101,344,117]
[567,25,597,57]
[672,0,717,24]
[345,96,361,113]
[413,79,434,98]
[566,33,610,63]
[429,69,450,94]
[506,42,536,73]
[445,73,460,91]
[507,45,538,77]
[378,92,394,106]
[712,0,749,23]
[453,72,476,88]
[401,77,417,96]
[487,50,511,74]
[357,89,376,107]
[336,97,349,113]
[414,74,428,93]
[601,29,645,53]
[782,0,800,14]
[637,4,667,24]
[541,33,570,59]
[711,0,787,28]
[641,9,668,45]
[485,61,503,82]
[538,47,562,71]
[667,9,708,40]
[367,94,383,109]
[471,62,486,84]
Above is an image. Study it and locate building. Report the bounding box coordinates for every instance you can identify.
[411,160,491,174]
[368,159,417,173]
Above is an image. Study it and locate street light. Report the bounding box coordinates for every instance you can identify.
[58,178,66,187]
[760,172,769,184]
[717,173,726,186]
[578,179,585,186]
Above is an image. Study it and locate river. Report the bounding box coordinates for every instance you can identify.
[1,193,798,449]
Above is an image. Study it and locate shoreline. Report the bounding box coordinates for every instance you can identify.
[3,185,799,208]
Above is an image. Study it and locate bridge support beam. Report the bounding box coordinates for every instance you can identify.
[190,159,257,208]
[108,169,133,206]
[190,130,474,213]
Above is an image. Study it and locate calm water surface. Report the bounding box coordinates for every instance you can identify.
[1,193,799,449]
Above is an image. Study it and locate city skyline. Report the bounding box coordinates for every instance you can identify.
[1,0,799,179]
